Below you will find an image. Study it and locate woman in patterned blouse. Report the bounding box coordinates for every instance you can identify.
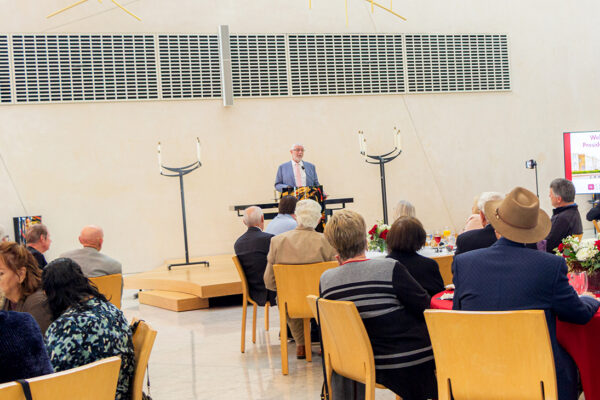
[42,258,134,400]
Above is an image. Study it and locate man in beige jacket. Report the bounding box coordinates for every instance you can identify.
[264,199,336,359]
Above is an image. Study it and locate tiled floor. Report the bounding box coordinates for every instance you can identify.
[121,289,397,400]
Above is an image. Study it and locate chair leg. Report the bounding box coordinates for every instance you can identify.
[264,302,270,331]
[365,369,376,400]
[252,303,257,343]
[241,298,247,353]
[304,318,312,362]
[279,305,289,375]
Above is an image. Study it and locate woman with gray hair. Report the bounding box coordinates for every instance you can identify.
[392,200,416,221]
[263,199,336,359]
[320,209,437,400]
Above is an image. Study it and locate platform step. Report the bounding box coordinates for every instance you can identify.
[138,290,209,312]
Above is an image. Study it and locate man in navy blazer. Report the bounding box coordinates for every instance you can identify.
[453,187,599,400]
[274,143,320,192]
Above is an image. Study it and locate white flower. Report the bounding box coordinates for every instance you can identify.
[576,246,596,261]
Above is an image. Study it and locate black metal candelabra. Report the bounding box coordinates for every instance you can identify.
[159,140,209,270]
[360,129,402,225]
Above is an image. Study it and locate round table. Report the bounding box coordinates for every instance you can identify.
[430,290,600,400]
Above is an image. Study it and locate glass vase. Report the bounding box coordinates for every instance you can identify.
[568,271,588,295]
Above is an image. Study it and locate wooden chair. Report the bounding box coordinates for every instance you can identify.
[306,295,400,400]
[89,273,123,309]
[232,255,271,353]
[593,220,600,234]
[0,356,121,400]
[130,318,158,400]
[424,309,557,400]
[434,254,454,286]
[273,261,338,375]
[574,233,583,241]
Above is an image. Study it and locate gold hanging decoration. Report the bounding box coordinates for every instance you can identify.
[46,0,141,21]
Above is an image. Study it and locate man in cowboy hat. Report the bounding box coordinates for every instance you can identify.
[452,187,599,400]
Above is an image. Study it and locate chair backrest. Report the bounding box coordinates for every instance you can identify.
[232,255,252,303]
[424,309,557,400]
[89,273,123,309]
[131,318,158,400]
[434,254,454,286]
[593,220,600,233]
[274,261,337,318]
[573,233,583,241]
[307,295,376,385]
[0,356,121,400]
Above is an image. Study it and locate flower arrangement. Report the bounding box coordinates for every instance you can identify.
[554,235,600,273]
[368,221,390,253]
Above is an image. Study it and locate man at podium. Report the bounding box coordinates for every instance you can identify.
[274,144,320,192]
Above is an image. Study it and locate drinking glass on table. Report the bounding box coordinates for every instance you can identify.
[433,230,442,250]
[443,227,451,240]
[568,271,588,295]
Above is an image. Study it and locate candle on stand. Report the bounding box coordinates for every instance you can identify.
[196,137,202,162]
[358,131,364,154]
[157,142,162,173]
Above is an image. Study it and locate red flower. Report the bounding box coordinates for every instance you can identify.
[368,225,378,235]
[595,240,600,249]
[558,243,564,252]
[380,229,389,240]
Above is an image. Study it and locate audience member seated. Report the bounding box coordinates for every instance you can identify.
[0,242,52,333]
[234,206,276,307]
[392,199,415,221]
[386,216,444,296]
[586,199,600,222]
[60,225,122,277]
[453,187,600,400]
[462,194,484,232]
[0,308,53,384]
[264,199,336,359]
[25,224,51,269]
[43,258,135,400]
[455,191,504,255]
[265,196,298,235]
[0,225,9,242]
[544,178,583,253]
[321,210,437,400]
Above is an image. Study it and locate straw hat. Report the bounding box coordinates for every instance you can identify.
[484,187,551,243]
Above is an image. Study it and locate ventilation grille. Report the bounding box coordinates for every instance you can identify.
[11,35,158,103]
[405,34,510,93]
[158,35,221,99]
[230,35,288,97]
[0,36,11,103]
[288,34,405,96]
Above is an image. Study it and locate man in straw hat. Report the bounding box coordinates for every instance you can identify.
[452,187,599,400]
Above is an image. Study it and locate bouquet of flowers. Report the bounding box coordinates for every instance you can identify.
[554,235,600,273]
[368,221,390,253]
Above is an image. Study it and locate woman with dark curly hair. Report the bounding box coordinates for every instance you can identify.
[0,242,52,333]
[43,258,134,400]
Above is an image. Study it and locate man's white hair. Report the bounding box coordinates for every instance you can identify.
[243,206,263,227]
[295,199,322,229]
[478,192,505,215]
[290,143,304,150]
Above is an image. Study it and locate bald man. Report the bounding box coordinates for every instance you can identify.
[60,225,122,277]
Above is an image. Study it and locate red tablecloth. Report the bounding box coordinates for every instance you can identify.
[430,290,600,400]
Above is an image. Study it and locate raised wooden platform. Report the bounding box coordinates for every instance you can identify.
[124,254,242,312]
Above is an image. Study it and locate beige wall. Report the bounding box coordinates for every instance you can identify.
[1,1,599,272]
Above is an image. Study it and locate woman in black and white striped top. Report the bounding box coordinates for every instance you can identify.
[320,210,437,400]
